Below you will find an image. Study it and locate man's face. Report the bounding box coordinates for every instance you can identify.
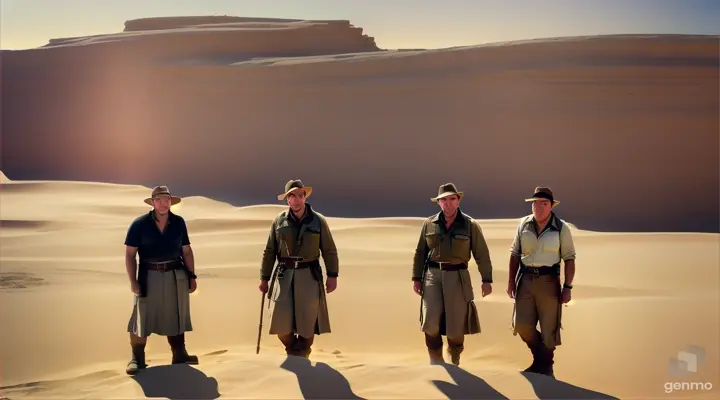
[438,195,460,215]
[532,199,552,220]
[152,195,172,215]
[287,189,306,212]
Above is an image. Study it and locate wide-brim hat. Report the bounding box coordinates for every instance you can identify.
[277,179,312,201]
[431,183,464,203]
[144,185,182,206]
[525,186,560,207]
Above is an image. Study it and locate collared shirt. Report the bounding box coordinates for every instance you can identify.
[124,210,191,262]
[509,213,576,267]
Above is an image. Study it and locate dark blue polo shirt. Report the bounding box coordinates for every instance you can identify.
[124,210,190,263]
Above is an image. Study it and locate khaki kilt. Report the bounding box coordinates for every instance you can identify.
[421,267,480,338]
[268,267,331,338]
[127,269,193,337]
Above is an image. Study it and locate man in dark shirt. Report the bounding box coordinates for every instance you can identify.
[123,186,199,375]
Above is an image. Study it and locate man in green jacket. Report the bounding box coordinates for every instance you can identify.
[258,180,340,358]
[412,183,494,365]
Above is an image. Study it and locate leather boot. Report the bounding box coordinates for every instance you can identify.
[279,334,297,356]
[428,347,445,364]
[126,343,147,375]
[295,336,314,358]
[523,342,543,373]
[446,344,463,366]
[537,347,555,378]
[168,333,199,364]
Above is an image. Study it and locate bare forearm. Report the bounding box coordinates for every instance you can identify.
[125,254,137,283]
[183,249,195,273]
[508,255,521,284]
[563,260,575,285]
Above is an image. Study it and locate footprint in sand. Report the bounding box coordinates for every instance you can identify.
[203,349,228,356]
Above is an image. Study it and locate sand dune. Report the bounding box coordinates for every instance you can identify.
[1,173,718,399]
[0,16,717,233]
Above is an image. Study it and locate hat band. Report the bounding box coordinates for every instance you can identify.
[532,192,553,202]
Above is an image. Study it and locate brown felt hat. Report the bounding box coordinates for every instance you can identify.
[431,183,464,203]
[144,185,181,206]
[277,179,313,201]
[525,186,560,207]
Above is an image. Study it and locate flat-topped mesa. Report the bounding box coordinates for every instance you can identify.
[123,16,352,31]
[32,16,381,60]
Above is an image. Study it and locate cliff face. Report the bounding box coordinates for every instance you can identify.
[1,21,717,232]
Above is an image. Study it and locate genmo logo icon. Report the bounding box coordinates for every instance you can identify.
[664,344,714,394]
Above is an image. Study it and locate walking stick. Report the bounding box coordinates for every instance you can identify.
[256,291,265,354]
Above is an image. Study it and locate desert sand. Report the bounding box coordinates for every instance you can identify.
[1,16,719,400]
[0,172,718,399]
[1,17,718,233]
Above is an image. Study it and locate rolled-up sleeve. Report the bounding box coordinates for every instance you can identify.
[559,223,576,261]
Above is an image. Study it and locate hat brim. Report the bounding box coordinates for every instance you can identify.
[277,187,312,201]
[144,196,182,206]
[525,197,560,207]
[431,191,463,203]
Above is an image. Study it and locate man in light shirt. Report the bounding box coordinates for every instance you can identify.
[507,187,576,378]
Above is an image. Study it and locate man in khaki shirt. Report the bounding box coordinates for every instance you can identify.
[412,183,494,365]
[507,187,575,377]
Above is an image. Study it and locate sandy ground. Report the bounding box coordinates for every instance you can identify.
[0,172,717,399]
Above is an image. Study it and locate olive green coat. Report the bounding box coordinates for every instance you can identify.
[260,204,339,338]
[413,210,493,338]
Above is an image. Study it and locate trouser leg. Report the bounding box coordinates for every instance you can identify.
[534,275,561,377]
[514,276,544,373]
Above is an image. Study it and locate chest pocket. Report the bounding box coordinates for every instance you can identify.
[424,224,444,250]
[275,221,295,255]
[450,232,471,259]
[540,231,561,254]
[519,228,538,257]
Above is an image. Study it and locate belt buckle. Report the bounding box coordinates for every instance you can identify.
[438,261,449,270]
[525,267,539,276]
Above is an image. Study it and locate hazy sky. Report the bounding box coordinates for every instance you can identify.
[2,0,719,50]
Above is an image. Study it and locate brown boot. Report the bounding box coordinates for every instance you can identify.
[537,347,555,378]
[295,336,314,359]
[126,343,147,375]
[428,347,445,364]
[447,344,463,366]
[279,334,297,356]
[168,333,199,364]
[523,342,543,373]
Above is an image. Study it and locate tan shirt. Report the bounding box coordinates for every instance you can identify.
[509,214,576,267]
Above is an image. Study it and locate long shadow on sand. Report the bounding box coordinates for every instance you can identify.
[431,363,509,400]
[280,356,365,399]
[521,371,620,399]
[130,364,220,400]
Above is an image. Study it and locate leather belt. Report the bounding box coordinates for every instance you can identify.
[520,264,560,276]
[427,261,468,271]
[141,260,183,272]
[278,257,319,269]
